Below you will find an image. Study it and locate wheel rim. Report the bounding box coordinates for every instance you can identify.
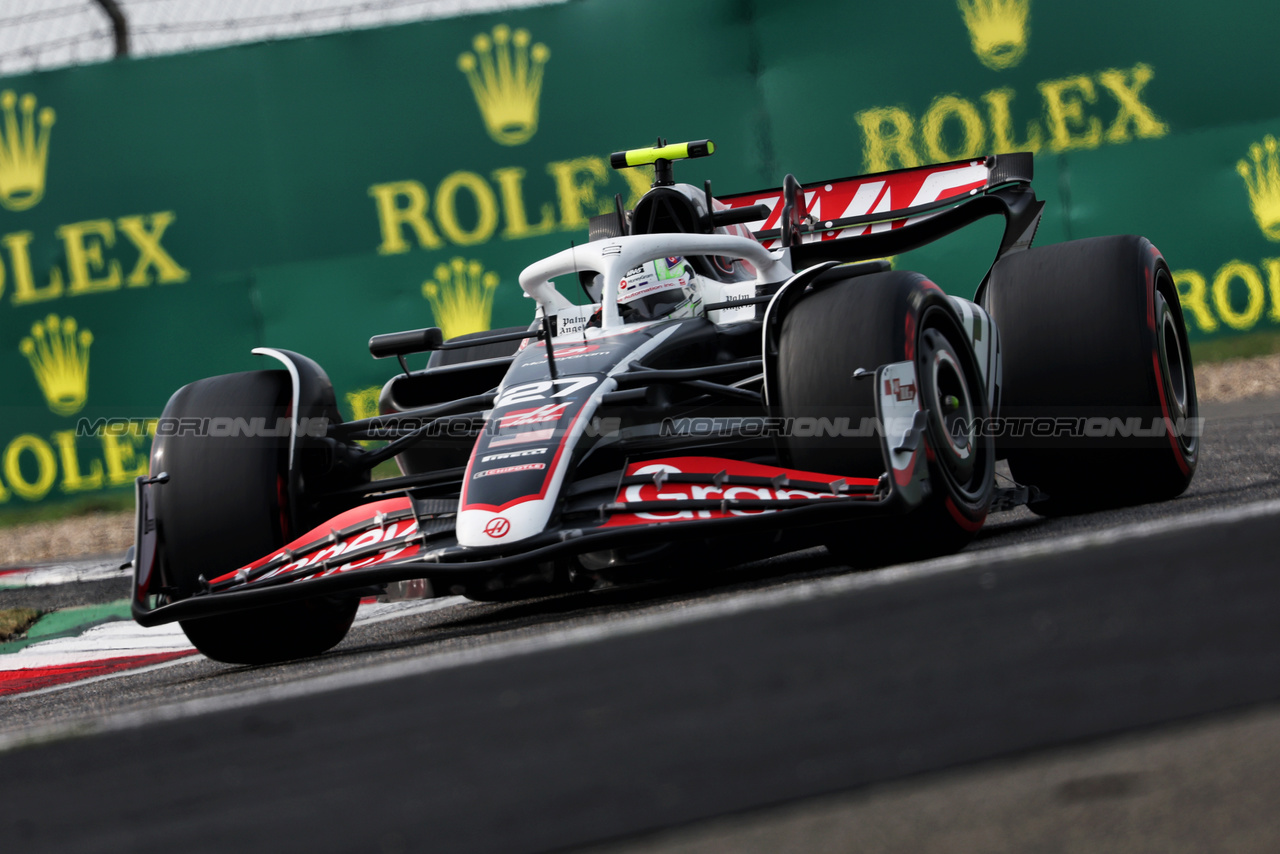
[1155,283,1197,460]
[934,351,974,452]
[1161,306,1188,416]
[919,323,980,488]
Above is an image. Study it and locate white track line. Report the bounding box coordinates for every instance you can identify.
[351,596,471,628]
[0,599,472,703]
[0,621,200,701]
[12,656,202,701]
[3,497,1278,752]
[0,558,129,588]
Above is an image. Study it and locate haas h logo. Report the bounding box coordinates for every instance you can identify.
[484,516,511,538]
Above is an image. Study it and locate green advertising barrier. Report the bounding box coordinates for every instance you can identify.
[0,0,1278,512]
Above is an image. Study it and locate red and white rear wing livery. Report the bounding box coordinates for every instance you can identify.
[719,155,1030,250]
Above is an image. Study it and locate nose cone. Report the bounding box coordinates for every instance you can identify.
[457,503,549,547]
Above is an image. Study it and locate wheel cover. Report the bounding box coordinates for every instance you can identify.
[1155,286,1197,461]
[919,326,978,486]
[916,306,994,509]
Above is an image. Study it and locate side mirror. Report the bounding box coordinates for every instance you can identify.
[368,326,445,359]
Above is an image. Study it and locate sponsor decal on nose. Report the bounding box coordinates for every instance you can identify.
[498,402,569,428]
[481,447,548,463]
[489,427,557,447]
[472,463,547,478]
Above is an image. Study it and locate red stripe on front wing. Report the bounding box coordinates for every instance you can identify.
[602,456,879,527]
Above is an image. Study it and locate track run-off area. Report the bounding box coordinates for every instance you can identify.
[0,394,1277,853]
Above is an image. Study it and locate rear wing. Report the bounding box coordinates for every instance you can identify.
[717,152,1043,268]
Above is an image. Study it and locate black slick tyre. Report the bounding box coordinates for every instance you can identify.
[987,235,1198,514]
[153,370,357,664]
[777,269,995,564]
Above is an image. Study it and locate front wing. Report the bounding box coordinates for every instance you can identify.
[132,362,929,626]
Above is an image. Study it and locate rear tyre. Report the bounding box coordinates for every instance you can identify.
[778,270,995,564]
[153,371,357,664]
[987,235,1198,515]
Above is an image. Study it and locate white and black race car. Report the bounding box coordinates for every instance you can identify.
[130,139,1199,663]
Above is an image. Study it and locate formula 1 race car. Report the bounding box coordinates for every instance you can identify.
[130,138,1199,663]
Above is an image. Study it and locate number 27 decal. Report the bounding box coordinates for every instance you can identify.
[495,376,599,407]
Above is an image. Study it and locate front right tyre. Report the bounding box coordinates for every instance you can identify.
[777,269,995,564]
[152,370,358,664]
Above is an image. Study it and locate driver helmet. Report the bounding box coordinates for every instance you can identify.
[617,256,704,323]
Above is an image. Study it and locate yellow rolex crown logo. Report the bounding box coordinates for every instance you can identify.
[1237,134,1280,241]
[345,385,384,424]
[423,257,499,339]
[957,0,1031,71]
[20,313,92,416]
[457,24,550,146]
[0,90,55,211]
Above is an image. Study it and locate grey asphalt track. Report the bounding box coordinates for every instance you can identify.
[0,395,1277,853]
